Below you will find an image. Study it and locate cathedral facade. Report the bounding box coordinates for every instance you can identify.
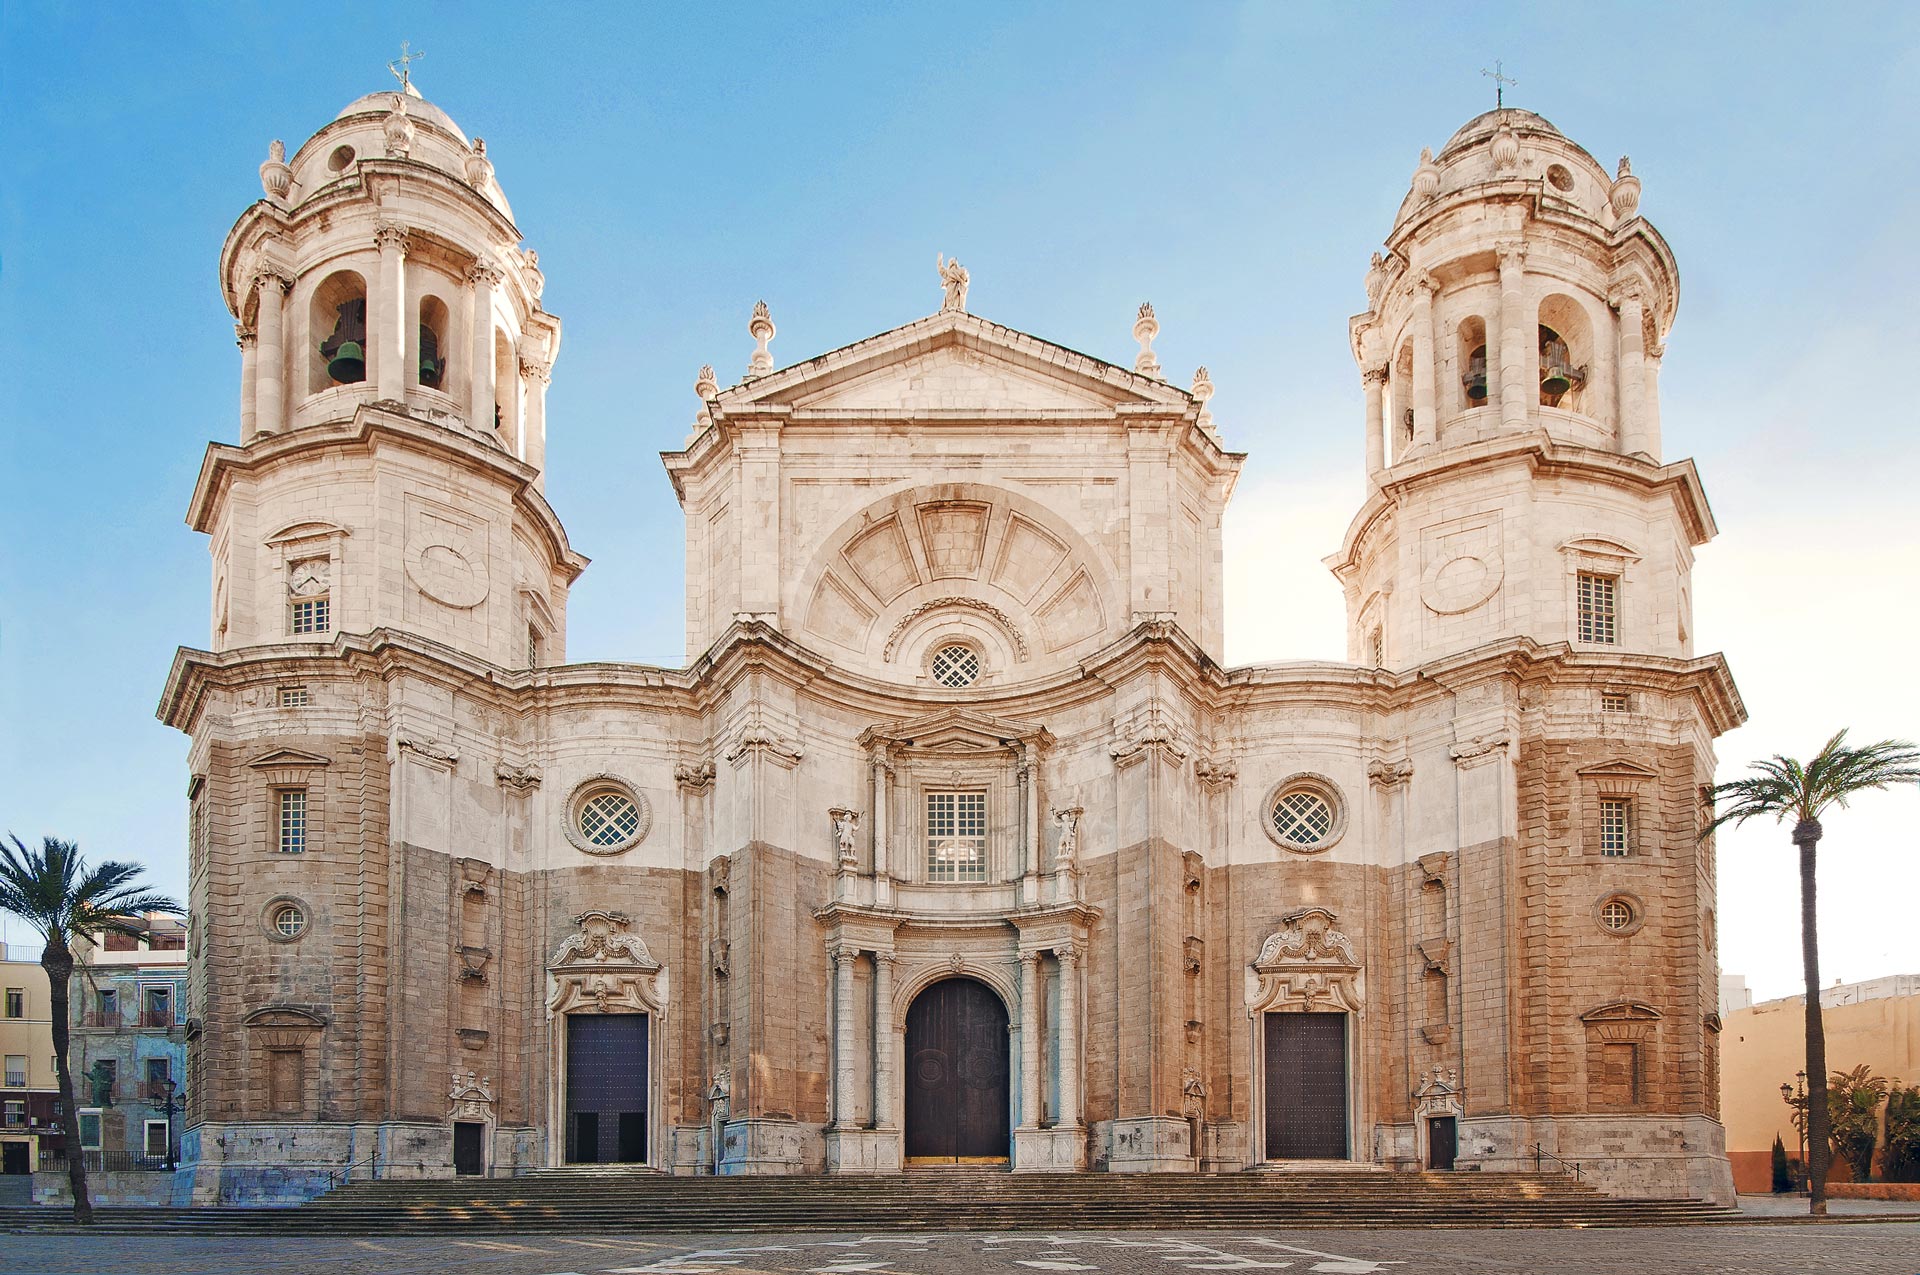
[159,81,1743,1204]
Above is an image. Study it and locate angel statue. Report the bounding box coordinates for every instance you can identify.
[937,254,970,312]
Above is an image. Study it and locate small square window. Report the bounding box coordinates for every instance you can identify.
[1599,799,1631,857]
[926,791,988,883]
[277,789,308,855]
[290,596,330,635]
[1577,573,1617,644]
[278,685,309,708]
[1601,692,1630,713]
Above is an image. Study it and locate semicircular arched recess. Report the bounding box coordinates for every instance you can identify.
[791,483,1121,679]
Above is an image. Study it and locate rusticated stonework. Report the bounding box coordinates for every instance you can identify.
[160,91,1742,1205]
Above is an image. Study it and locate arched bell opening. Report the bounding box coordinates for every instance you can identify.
[1456,315,1488,411]
[903,976,1011,1165]
[1537,294,1594,412]
[493,328,520,452]
[309,270,368,393]
[1390,340,1415,461]
[417,295,451,391]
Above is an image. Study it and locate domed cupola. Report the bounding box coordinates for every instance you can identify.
[217,60,554,473]
[1352,106,1678,475]
[1332,106,1712,675]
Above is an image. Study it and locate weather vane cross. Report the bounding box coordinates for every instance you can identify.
[389,40,424,92]
[1482,60,1516,109]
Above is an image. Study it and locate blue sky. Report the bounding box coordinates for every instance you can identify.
[2,3,1916,999]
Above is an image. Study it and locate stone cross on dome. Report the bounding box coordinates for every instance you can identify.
[389,41,425,93]
[1481,60,1517,109]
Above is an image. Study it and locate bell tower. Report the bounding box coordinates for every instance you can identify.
[201,75,584,667]
[1330,108,1713,671]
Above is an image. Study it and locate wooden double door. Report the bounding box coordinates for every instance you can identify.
[904,978,1011,1163]
[1263,1011,1350,1160]
[565,1013,650,1164]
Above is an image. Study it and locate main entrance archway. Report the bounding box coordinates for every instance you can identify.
[565,1013,649,1164]
[904,977,1010,1164]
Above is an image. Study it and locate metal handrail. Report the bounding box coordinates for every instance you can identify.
[327,1150,381,1191]
[1531,1142,1583,1181]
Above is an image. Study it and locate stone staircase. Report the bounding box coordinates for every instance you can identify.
[0,1167,1742,1234]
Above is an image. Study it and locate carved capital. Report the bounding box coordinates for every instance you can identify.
[1448,732,1511,769]
[495,762,542,792]
[234,324,257,349]
[1055,941,1083,966]
[467,261,506,290]
[519,357,552,384]
[252,266,294,295]
[397,735,459,770]
[1195,756,1238,788]
[674,760,716,792]
[1609,283,1646,311]
[1367,758,1414,789]
[1407,270,1438,299]
[373,221,411,253]
[1360,366,1390,388]
[1494,238,1529,266]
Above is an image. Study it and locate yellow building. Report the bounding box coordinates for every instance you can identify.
[1720,974,1920,1192]
[0,944,61,1176]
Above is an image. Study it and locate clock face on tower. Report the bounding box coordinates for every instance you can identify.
[287,557,330,598]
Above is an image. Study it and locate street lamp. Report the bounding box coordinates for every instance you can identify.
[1780,1071,1808,1192]
[157,1079,185,1173]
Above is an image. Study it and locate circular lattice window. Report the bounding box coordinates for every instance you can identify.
[563,776,652,855]
[261,895,312,944]
[1262,774,1349,853]
[930,643,982,689]
[1595,893,1644,936]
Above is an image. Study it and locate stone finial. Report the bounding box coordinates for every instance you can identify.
[521,247,545,301]
[465,137,494,190]
[746,301,776,378]
[383,93,415,159]
[1490,122,1519,172]
[1190,367,1216,434]
[1132,302,1162,378]
[695,364,719,401]
[1363,252,1386,308]
[937,254,970,313]
[259,139,293,201]
[1610,155,1642,219]
[1412,146,1442,201]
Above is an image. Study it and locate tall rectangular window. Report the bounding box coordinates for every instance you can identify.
[145,1119,170,1158]
[144,987,173,1028]
[528,625,543,669]
[3,1056,24,1088]
[277,788,308,855]
[1577,573,1617,644]
[925,791,988,883]
[290,596,330,635]
[3,1102,22,1127]
[3,989,22,1019]
[1599,798,1631,857]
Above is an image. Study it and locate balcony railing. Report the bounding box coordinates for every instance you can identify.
[79,1011,121,1029]
[140,1009,175,1029]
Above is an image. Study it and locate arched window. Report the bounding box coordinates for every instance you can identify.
[309,271,368,393]
[418,296,451,391]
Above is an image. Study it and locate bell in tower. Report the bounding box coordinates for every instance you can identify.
[320,298,367,384]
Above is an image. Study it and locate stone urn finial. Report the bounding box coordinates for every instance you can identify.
[1133,302,1162,378]
[1412,146,1442,201]
[1490,123,1519,172]
[259,139,293,201]
[465,137,494,190]
[383,92,415,159]
[695,364,719,402]
[1363,251,1386,307]
[1610,155,1641,219]
[747,301,776,378]
[1190,367,1216,434]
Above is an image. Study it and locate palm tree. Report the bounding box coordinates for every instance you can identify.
[0,836,180,1225]
[1707,731,1920,1214]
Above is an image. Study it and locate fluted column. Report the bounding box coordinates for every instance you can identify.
[236,324,258,442]
[1496,240,1530,430]
[1056,944,1081,1128]
[253,269,289,436]
[872,952,895,1128]
[520,356,551,482]
[374,223,409,400]
[1616,288,1650,458]
[1362,367,1387,482]
[1018,951,1042,1129]
[467,262,502,433]
[1409,274,1438,448]
[830,944,857,1128]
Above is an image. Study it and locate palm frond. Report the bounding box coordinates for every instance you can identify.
[1706,732,1920,839]
[0,836,177,945]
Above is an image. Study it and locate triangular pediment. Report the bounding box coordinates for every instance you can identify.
[716,311,1192,417]
[859,706,1052,753]
[1575,757,1659,779]
[247,748,332,770]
